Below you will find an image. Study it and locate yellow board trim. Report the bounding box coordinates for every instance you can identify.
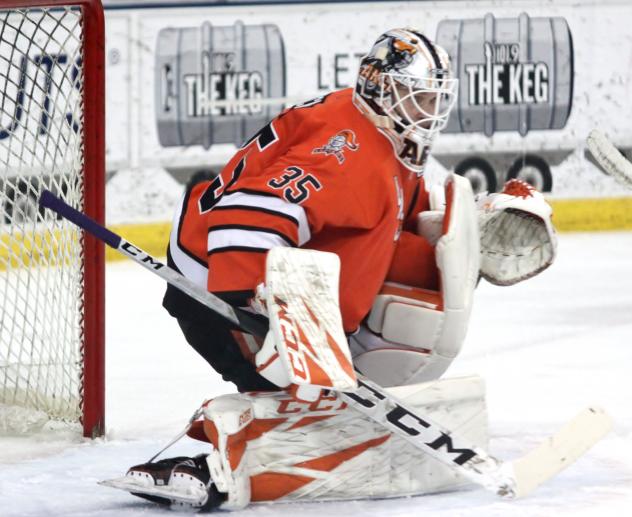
[548,197,632,232]
[106,222,172,263]
[0,222,171,271]
[0,227,82,270]
[104,197,632,261]
[2,198,632,269]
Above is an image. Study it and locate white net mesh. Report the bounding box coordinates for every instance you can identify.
[0,5,87,430]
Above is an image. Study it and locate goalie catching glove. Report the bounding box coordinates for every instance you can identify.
[417,178,556,286]
[476,179,557,286]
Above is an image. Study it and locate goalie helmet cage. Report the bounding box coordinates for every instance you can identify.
[0,0,105,437]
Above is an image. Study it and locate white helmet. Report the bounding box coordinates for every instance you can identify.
[353,28,458,174]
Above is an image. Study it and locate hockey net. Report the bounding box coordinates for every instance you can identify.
[0,0,104,437]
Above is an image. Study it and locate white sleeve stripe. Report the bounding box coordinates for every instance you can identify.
[207,228,292,255]
[216,191,310,245]
[209,224,297,246]
[212,204,299,228]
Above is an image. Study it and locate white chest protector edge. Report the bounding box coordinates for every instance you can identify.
[352,174,480,387]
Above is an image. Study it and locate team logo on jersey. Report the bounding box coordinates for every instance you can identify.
[312,129,359,164]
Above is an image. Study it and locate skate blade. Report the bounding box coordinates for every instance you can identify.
[99,475,207,505]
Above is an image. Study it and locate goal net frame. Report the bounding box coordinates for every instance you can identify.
[0,0,105,438]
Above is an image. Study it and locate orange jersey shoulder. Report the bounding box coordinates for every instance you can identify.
[219,89,403,232]
[168,89,433,329]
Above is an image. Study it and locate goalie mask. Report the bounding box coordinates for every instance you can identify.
[354,28,458,174]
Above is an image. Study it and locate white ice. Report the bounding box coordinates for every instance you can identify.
[1,231,631,516]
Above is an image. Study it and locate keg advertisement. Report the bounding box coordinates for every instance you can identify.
[94,0,632,228]
[436,13,574,137]
[155,21,286,149]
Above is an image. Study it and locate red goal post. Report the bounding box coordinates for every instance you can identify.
[0,0,105,437]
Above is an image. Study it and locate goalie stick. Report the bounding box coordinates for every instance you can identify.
[587,129,632,188]
[39,190,612,500]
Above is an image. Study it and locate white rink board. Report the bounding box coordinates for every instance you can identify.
[96,0,632,225]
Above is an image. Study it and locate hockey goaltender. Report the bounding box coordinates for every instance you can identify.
[101,28,561,511]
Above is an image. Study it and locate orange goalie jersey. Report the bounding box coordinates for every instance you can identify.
[166,88,438,333]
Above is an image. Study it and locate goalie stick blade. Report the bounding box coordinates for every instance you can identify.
[510,406,613,499]
[99,476,208,506]
[586,130,632,187]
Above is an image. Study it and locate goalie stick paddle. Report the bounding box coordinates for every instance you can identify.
[586,129,632,188]
[39,189,612,499]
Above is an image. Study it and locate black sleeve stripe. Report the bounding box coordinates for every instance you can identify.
[208,224,298,247]
[166,247,181,273]
[207,246,270,257]
[175,186,208,268]
[405,183,420,221]
[211,204,299,228]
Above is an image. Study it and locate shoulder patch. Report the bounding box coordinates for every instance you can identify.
[312,129,359,165]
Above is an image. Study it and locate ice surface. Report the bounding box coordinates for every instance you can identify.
[1,232,631,516]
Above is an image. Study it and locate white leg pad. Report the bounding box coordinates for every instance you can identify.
[223,375,488,503]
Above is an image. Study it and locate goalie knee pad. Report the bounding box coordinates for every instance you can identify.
[352,175,480,387]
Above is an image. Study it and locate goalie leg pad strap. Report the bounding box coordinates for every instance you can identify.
[202,396,254,510]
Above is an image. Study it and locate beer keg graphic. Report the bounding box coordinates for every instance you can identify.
[155,21,286,149]
[436,13,574,137]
